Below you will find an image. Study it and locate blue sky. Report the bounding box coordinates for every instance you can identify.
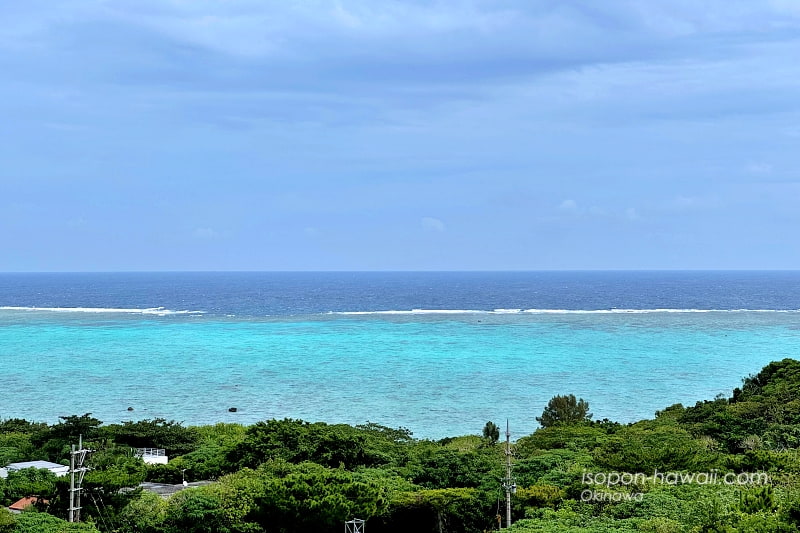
[1,1,799,271]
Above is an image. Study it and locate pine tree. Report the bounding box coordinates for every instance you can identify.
[536,394,592,427]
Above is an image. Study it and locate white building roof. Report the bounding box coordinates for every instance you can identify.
[2,461,70,477]
[7,460,67,470]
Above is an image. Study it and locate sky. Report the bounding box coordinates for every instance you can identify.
[1,1,799,271]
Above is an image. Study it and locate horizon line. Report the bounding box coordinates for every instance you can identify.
[2,269,800,274]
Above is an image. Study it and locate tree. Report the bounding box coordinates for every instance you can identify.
[386,488,490,533]
[3,468,58,504]
[31,413,103,461]
[117,491,168,533]
[482,422,500,445]
[106,419,199,457]
[251,462,387,532]
[50,413,103,442]
[163,490,233,533]
[412,448,499,489]
[0,508,14,533]
[536,395,591,428]
[228,419,386,470]
[11,511,99,533]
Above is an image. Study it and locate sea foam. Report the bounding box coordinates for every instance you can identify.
[328,308,798,316]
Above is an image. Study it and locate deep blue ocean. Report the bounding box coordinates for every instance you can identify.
[1,271,799,438]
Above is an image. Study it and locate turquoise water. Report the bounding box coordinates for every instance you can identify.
[2,310,798,438]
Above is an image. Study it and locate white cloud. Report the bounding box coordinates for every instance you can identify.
[558,199,578,211]
[332,1,362,29]
[746,162,773,175]
[193,227,219,239]
[671,195,721,211]
[420,216,445,232]
[66,217,87,228]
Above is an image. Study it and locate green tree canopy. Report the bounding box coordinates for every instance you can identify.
[11,511,99,533]
[536,395,592,428]
[105,419,199,457]
[482,421,500,444]
[251,462,388,533]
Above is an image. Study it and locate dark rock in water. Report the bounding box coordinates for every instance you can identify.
[228,407,238,412]
[127,407,134,411]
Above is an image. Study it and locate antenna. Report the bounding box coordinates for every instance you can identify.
[502,420,515,528]
[345,518,365,533]
[68,435,91,523]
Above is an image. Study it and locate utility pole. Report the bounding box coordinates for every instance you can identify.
[502,420,515,528]
[68,444,75,523]
[68,435,90,523]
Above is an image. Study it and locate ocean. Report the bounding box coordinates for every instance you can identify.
[1,271,799,439]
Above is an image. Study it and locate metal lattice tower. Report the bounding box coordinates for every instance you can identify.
[501,420,516,528]
[345,518,365,533]
[68,435,91,523]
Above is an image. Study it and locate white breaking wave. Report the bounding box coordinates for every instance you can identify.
[328,308,799,316]
[519,308,796,314]
[332,309,485,315]
[0,306,205,316]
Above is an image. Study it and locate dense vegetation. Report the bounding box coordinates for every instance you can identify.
[2,359,800,532]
